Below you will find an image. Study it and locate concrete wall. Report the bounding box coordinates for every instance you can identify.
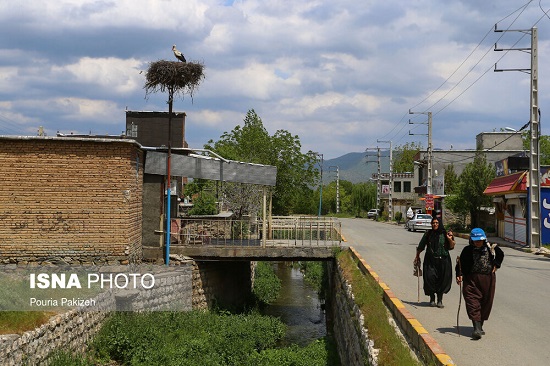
[0,137,144,265]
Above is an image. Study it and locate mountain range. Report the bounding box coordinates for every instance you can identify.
[322,151,390,184]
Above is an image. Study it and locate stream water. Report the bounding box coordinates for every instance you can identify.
[261,262,327,347]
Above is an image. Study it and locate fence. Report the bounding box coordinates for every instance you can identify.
[168,216,342,247]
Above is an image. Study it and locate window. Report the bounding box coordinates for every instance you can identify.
[394,181,401,193]
[404,181,411,193]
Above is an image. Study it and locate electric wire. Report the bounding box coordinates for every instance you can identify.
[370,0,546,151]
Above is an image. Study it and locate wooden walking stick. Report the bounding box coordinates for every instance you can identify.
[413,257,422,304]
[456,256,462,336]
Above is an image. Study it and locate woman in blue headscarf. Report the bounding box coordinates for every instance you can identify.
[414,217,455,308]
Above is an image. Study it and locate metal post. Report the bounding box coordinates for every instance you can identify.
[165,87,174,265]
[317,153,324,217]
[336,166,340,214]
[262,187,267,247]
[427,112,433,195]
[329,165,340,213]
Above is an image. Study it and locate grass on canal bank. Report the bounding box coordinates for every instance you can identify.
[337,250,422,366]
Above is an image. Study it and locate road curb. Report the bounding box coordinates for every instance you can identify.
[348,246,455,365]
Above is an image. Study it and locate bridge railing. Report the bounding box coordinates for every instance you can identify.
[169,216,342,247]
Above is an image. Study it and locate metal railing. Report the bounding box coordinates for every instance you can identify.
[168,216,342,247]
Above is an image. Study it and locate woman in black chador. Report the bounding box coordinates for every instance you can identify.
[414,217,455,308]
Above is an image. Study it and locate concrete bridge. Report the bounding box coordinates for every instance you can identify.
[145,216,344,262]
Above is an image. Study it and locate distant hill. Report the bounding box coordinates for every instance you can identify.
[322,151,390,184]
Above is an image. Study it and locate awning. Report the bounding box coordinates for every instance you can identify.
[483,171,527,196]
[144,150,277,186]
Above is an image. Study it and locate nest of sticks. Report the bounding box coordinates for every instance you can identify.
[144,60,205,99]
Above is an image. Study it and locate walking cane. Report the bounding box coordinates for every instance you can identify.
[413,257,422,304]
[456,256,462,336]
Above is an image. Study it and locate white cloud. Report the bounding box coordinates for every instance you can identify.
[0,0,549,159]
[52,57,144,95]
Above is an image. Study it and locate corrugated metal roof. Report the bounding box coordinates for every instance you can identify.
[484,171,527,195]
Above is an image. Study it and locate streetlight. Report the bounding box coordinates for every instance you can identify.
[313,152,324,217]
[329,165,340,214]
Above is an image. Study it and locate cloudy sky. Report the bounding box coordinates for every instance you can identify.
[1,0,549,159]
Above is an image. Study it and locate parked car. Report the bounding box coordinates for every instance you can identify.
[406,213,433,232]
[367,209,379,218]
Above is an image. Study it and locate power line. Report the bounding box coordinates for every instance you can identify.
[370,1,542,148]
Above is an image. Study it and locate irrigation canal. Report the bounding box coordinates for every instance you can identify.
[261,262,327,347]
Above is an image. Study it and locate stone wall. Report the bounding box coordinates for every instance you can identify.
[191,260,253,310]
[0,136,144,265]
[0,261,193,365]
[329,260,378,366]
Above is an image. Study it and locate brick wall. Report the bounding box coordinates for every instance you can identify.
[0,137,144,264]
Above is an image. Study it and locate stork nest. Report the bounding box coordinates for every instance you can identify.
[144,60,205,98]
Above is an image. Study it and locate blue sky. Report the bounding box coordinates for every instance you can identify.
[1,0,549,159]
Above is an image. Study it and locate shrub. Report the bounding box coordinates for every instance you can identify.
[394,211,403,223]
[253,262,282,304]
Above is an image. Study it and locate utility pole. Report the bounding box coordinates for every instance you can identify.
[409,110,433,195]
[366,147,381,210]
[377,147,381,210]
[377,140,393,220]
[494,26,540,249]
[329,165,340,213]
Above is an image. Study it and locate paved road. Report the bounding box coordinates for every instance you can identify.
[340,217,550,366]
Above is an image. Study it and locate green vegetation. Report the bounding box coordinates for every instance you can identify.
[0,311,57,335]
[47,311,284,366]
[446,153,495,228]
[299,261,327,299]
[204,109,318,216]
[253,262,282,305]
[48,310,339,366]
[245,338,339,366]
[338,251,422,366]
[188,191,217,215]
[393,141,423,173]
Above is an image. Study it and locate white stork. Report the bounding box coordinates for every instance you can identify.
[172,45,186,63]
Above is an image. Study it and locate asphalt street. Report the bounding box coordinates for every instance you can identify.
[340,217,550,366]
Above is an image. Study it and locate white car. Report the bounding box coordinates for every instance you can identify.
[406,213,433,232]
[367,209,379,218]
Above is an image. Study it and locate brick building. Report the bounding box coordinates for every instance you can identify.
[0,136,144,265]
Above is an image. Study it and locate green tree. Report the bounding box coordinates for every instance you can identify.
[522,132,550,165]
[188,193,217,215]
[350,182,376,217]
[393,142,423,173]
[447,154,495,228]
[205,109,317,216]
[444,164,459,194]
